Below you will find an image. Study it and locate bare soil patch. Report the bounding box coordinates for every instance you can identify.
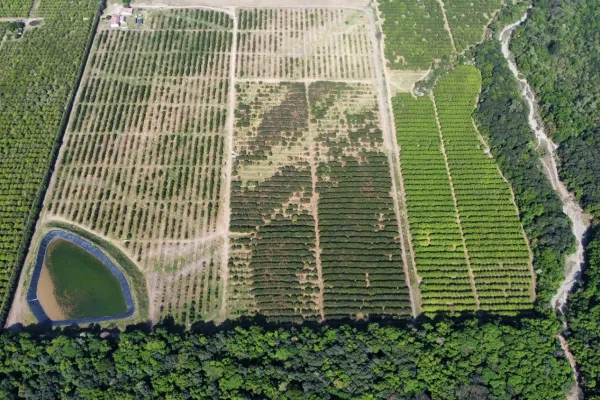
[36,266,67,320]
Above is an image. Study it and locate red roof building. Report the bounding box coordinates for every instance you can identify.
[110,14,119,28]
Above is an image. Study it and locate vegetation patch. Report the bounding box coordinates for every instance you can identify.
[311,82,411,319]
[444,0,501,51]
[378,0,454,70]
[0,0,32,17]
[0,0,99,326]
[393,66,534,314]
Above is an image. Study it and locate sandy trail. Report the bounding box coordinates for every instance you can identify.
[217,9,237,320]
[500,12,592,312]
[304,83,326,321]
[500,11,592,397]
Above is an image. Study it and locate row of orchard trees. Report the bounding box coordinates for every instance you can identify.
[378,0,502,70]
[393,93,477,312]
[0,0,100,324]
[309,82,412,319]
[394,66,534,314]
[434,66,533,313]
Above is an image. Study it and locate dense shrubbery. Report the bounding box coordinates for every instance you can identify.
[556,130,600,216]
[510,0,600,214]
[0,318,573,399]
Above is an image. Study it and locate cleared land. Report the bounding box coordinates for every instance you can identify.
[393,66,534,313]
[34,9,234,324]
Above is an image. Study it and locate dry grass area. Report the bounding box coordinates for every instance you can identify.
[236,8,375,81]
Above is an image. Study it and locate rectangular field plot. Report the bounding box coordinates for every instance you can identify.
[393,94,476,312]
[228,82,322,322]
[236,8,375,80]
[228,80,412,321]
[394,66,534,314]
[378,0,453,70]
[43,9,234,324]
[311,82,412,318]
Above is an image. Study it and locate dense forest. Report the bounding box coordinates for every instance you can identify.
[510,1,600,397]
[0,318,573,399]
[511,0,600,215]
[566,227,600,398]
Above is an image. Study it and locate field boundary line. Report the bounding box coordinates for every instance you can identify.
[367,7,418,317]
[217,8,238,321]
[304,83,325,322]
[431,92,480,310]
[131,4,235,16]
[436,0,457,53]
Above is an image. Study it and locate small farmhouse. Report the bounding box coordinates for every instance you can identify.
[110,14,119,28]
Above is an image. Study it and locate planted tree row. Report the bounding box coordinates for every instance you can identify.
[378,0,453,70]
[90,29,232,78]
[0,0,99,323]
[228,82,320,322]
[444,0,501,51]
[148,8,233,31]
[0,0,31,17]
[433,66,533,312]
[393,94,476,312]
[310,82,411,319]
[236,8,374,80]
[378,0,501,69]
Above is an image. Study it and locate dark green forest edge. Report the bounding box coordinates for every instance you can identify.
[510,0,600,397]
[0,1,596,399]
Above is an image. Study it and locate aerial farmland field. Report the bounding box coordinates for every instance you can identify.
[4,0,537,327]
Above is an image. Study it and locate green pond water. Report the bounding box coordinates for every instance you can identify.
[45,239,127,319]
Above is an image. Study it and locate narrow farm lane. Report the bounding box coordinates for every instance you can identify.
[367,7,418,317]
[218,7,238,320]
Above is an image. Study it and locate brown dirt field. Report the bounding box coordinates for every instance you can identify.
[36,266,67,321]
